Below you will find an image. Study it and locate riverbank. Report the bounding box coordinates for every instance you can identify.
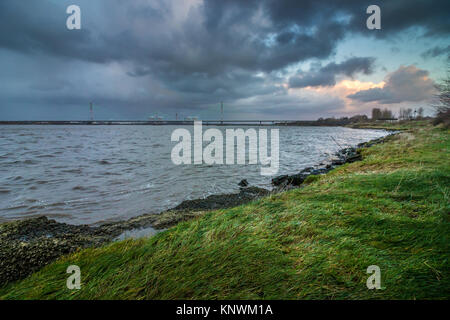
[0,130,391,285]
[0,186,270,285]
[1,121,448,299]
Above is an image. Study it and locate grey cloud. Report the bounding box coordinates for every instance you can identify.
[0,0,448,120]
[421,45,450,60]
[3,0,447,77]
[347,65,435,104]
[265,0,450,37]
[230,92,346,120]
[289,57,375,88]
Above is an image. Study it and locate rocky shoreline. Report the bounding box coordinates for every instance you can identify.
[270,134,391,189]
[0,186,271,285]
[0,131,396,286]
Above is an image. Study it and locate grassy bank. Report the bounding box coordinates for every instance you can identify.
[346,119,432,131]
[1,122,449,299]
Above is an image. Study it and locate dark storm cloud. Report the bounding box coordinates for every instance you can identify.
[421,45,450,60]
[263,0,450,37]
[289,57,375,88]
[0,1,123,63]
[2,0,448,75]
[0,0,448,119]
[347,65,435,104]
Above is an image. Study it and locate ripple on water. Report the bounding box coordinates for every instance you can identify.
[0,125,390,225]
[62,168,83,174]
[36,154,56,158]
[23,159,39,165]
[72,185,92,191]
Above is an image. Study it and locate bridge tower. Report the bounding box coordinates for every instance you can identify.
[89,102,94,121]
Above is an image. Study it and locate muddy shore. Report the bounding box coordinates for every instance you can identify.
[0,132,395,285]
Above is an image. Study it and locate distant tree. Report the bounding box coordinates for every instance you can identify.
[371,108,382,120]
[350,114,368,122]
[405,108,413,120]
[381,108,393,119]
[417,107,424,118]
[399,108,414,120]
[433,67,450,127]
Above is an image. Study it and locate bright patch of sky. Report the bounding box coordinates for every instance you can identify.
[335,28,449,83]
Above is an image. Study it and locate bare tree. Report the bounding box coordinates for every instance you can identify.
[404,108,413,120]
[398,108,412,120]
[417,107,424,118]
[433,67,450,127]
[371,108,382,120]
[399,108,405,120]
[381,108,393,119]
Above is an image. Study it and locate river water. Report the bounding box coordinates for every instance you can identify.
[0,125,389,225]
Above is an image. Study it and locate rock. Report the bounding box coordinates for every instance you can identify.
[300,167,314,174]
[272,173,307,187]
[345,153,362,163]
[0,217,112,285]
[331,158,345,165]
[238,179,249,187]
[288,173,307,186]
[310,168,328,175]
[173,187,270,211]
[272,175,289,186]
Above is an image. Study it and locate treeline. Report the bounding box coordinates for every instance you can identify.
[315,114,369,126]
[285,115,369,126]
[371,107,425,120]
[310,107,426,126]
[309,106,426,126]
[286,106,432,127]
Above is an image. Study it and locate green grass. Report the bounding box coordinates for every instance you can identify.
[1,122,449,299]
[347,119,431,131]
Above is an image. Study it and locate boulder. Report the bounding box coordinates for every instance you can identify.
[345,153,362,163]
[331,158,345,165]
[288,173,307,186]
[238,179,249,187]
[272,175,289,186]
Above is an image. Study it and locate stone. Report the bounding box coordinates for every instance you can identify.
[238,179,249,187]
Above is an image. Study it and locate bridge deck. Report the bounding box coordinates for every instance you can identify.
[0,120,314,126]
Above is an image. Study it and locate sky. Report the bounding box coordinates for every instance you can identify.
[0,0,449,120]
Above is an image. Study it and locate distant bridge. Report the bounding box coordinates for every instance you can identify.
[0,120,318,126]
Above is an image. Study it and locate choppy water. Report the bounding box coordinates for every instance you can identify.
[0,125,388,225]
